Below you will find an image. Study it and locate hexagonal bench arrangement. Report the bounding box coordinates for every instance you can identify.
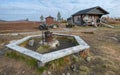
[6,33,90,66]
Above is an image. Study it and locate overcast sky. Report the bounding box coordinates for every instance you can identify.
[0,0,120,21]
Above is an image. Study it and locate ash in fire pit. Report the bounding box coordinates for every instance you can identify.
[39,31,60,48]
[19,31,78,54]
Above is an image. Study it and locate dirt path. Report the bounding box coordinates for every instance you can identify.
[0,28,97,36]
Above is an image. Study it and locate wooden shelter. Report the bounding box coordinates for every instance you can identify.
[67,6,109,26]
[45,16,54,25]
[45,16,58,26]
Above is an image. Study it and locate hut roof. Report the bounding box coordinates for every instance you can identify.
[72,6,109,16]
[46,16,54,19]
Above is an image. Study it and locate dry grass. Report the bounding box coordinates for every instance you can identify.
[0,21,41,33]
[0,24,120,75]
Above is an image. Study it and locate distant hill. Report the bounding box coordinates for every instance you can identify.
[0,19,6,22]
[12,19,29,22]
[0,18,29,22]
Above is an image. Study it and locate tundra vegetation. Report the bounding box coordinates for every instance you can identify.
[0,21,120,75]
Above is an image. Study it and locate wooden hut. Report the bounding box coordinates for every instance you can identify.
[67,6,109,26]
[45,16,54,25]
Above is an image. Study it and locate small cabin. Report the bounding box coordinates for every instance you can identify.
[67,6,109,26]
[45,16,54,25]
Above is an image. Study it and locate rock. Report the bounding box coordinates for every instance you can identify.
[111,37,118,41]
[16,72,20,74]
[0,48,8,57]
[49,40,60,48]
[85,56,91,62]
[66,72,70,75]
[28,39,34,46]
[70,64,77,72]
[22,71,25,74]
[53,25,57,28]
[39,40,42,44]
[47,71,51,75]
[62,73,65,75]
[37,61,45,67]
[39,39,60,48]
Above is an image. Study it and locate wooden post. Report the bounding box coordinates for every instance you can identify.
[72,16,74,24]
[80,15,82,25]
[42,31,44,45]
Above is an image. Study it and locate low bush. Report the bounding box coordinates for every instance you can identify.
[61,20,67,23]
[50,24,59,28]
[37,45,50,53]
[79,65,90,72]
[19,40,29,47]
[46,56,71,71]
[37,67,47,73]
[5,51,49,73]
[66,24,75,28]
[102,64,117,71]
[79,71,87,75]
[54,24,59,27]
[105,71,115,75]
[6,51,37,67]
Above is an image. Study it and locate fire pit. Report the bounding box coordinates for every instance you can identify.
[6,31,90,67]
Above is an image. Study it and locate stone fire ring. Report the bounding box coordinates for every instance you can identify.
[6,33,90,64]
